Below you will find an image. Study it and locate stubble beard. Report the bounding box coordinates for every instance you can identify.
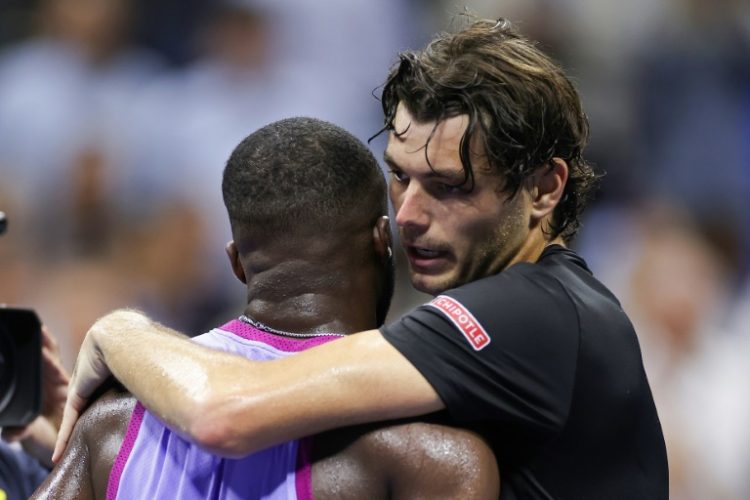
[415,196,527,296]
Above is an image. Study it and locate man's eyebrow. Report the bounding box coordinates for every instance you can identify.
[382,152,399,168]
[383,152,464,182]
[427,168,465,183]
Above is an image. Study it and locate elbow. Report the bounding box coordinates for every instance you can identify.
[189,414,235,456]
[187,395,259,458]
[180,355,273,458]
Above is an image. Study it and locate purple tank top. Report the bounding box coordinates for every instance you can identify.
[106,319,342,500]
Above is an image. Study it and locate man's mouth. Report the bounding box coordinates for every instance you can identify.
[405,244,450,271]
[412,247,442,258]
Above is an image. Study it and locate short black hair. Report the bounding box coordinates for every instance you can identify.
[223,117,387,240]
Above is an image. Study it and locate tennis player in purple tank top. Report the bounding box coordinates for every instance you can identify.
[108,320,341,500]
[34,118,498,499]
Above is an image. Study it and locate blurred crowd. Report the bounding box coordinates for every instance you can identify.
[0,0,747,497]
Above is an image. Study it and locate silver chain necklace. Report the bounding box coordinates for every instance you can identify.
[239,314,345,339]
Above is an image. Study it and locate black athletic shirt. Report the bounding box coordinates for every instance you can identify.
[381,245,668,499]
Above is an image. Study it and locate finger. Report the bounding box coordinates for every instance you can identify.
[52,395,83,463]
[52,344,86,462]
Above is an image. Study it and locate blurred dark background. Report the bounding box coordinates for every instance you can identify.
[0,1,748,497]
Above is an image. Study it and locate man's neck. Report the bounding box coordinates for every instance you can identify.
[241,263,379,336]
[243,296,363,336]
[506,231,566,270]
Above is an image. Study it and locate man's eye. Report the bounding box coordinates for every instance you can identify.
[390,170,408,182]
[439,182,464,194]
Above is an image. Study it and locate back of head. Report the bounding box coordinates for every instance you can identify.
[223,117,387,246]
[379,18,598,242]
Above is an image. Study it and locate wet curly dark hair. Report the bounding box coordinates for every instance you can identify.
[374,18,599,242]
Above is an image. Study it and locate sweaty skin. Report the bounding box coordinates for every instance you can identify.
[54,109,566,459]
[55,313,442,459]
[34,389,134,500]
[385,105,539,296]
[37,377,499,499]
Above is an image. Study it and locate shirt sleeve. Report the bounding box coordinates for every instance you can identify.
[380,265,580,439]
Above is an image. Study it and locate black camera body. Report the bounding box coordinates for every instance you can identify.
[0,212,42,427]
[0,307,41,427]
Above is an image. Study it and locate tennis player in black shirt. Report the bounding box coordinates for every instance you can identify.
[56,18,668,499]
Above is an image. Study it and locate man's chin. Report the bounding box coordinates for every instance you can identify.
[410,272,455,296]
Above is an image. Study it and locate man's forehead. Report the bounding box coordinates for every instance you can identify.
[386,104,487,177]
[391,102,469,143]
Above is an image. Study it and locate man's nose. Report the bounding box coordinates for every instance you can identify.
[394,183,430,231]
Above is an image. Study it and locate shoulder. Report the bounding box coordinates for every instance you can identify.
[30,389,135,500]
[453,258,571,309]
[412,258,579,354]
[380,257,582,431]
[313,420,499,500]
[387,259,577,346]
[436,254,586,348]
[76,388,136,451]
[361,421,497,477]
[77,388,136,494]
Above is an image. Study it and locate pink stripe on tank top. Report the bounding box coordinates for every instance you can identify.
[106,402,146,500]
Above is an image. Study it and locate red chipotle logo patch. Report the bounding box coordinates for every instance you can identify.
[426,295,491,351]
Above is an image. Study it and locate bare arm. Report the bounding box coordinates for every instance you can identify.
[55,309,442,460]
[312,422,500,500]
[389,424,500,500]
[32,418,94,500]
[34,390,134,500]
[381,424,500,500]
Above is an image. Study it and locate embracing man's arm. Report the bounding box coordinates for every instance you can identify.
[54,309,442,461]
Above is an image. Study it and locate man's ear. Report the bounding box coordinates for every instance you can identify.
[372,216,393,262]
[225,240,247,284]
[529,157,568,222]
